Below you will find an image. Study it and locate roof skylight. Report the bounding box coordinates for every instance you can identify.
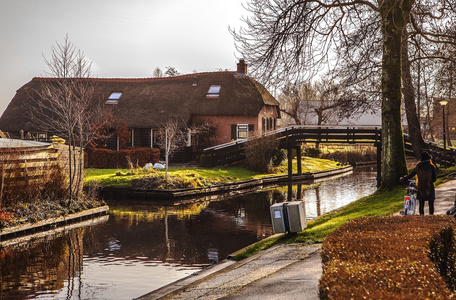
[106,92,122,104]
[206,85,221,98]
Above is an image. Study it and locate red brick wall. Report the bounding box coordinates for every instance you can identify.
[257,105,279,131]
[193,105,279,146]
[193,115,259,145]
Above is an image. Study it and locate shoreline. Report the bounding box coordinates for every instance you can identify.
[0,205,109,244]
[98,165,353,200]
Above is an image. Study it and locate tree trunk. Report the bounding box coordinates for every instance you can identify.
[402,26,427,158]
[379,0,411,188]
[423,71,435,141]
[447,75,453,147]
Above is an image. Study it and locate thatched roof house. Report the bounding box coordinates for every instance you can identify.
[0,60,280,160]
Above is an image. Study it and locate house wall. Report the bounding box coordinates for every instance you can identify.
[193,105,279,146]
[193,115,259,145]
[257,104,279,132]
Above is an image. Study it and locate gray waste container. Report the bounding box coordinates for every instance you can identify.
[270,201,307,234]
[270,203,287,234]
[286,201,307,233]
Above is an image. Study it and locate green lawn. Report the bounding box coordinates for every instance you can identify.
[84,157,344,187]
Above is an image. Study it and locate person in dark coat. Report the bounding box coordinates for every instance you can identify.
[400,151,437,215]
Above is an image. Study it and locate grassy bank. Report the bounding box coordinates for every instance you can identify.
[232,169,454,260]
[84,157,344,188]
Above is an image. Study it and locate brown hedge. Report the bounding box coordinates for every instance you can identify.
[85,146,160,169]
[320,215,456,299]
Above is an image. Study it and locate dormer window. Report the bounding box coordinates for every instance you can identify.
[206,85,221,98]
[106,92,122,104]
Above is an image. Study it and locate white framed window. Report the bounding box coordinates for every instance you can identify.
[237,124,249,139]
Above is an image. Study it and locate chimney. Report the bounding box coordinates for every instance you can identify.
[237,59,247,76]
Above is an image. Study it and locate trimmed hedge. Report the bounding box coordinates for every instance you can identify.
[85,146,160,169]
[320,216,456,299]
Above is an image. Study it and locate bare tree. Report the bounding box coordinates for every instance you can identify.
[279,79,375,126]
[244,132,282,173]
[165,66,181,77]
[231,0,456,187]
[153,67,164,78]
[434,47,456,146]
[156,120,187,178]
[278,82,316,125]
[28,35,105,199]
[401,27,428,156]
[190,122,217,152]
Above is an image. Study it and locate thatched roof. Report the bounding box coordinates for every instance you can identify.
[0,71,279,132]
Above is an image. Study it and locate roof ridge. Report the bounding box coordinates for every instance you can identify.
[32,71,237,83]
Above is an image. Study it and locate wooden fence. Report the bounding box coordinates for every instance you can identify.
[0,140,82,206]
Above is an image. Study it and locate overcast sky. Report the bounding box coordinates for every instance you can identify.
[0,0,248,115]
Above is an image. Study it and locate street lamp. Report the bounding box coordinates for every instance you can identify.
[439,99,449,168]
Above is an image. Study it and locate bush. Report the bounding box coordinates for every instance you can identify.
[244,133,282,173]
[272,149,287,167]
[320,146,377,165]
[85,144,160,169]
[320,215,456,299]
[303,147,321,158]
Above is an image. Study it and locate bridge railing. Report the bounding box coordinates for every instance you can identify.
[202,126,382,167]
[277,126,381,145]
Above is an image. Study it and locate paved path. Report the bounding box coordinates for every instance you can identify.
[137,176,456,300]
[434,177,456,214]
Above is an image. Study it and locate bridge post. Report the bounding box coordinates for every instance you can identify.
[296,145,302,175]
[288,146,293,181]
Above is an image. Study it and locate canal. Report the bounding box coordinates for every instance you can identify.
[1,168,377,300]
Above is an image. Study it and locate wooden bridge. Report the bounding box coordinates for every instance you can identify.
[203,126,456,187]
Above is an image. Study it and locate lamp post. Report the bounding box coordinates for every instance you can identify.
[439,99,449,168]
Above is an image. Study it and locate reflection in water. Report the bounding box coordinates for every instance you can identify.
[0,169,377,299]
[1,230,84,300]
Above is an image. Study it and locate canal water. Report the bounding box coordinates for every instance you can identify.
[1,168,377,300]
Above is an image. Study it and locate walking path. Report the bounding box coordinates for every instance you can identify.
[137,176,456,300]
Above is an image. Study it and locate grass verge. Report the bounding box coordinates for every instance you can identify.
[231,168,455,260]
